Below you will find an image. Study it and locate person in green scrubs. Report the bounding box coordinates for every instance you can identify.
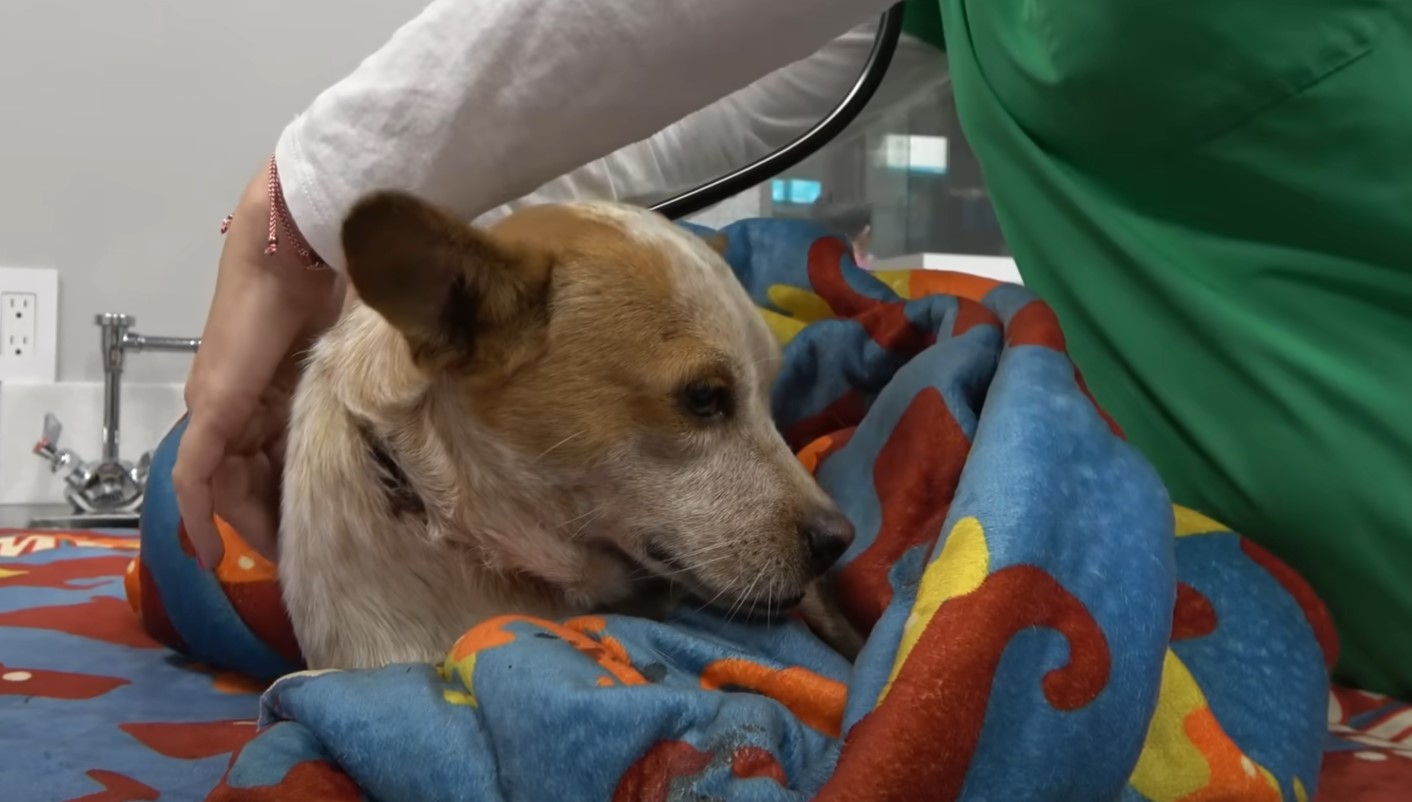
[902,0,1412,696]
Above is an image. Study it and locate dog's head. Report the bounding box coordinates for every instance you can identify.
[341,191,853,616]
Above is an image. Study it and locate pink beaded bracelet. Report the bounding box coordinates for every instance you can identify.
[219,155,327,270]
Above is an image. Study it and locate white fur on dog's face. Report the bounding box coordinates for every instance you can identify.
[341,194,853,618]
[515,203,849,614]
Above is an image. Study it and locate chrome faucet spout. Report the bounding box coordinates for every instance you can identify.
[122,333,202,353]
[33,314,200,518]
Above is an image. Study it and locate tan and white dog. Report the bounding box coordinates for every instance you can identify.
[279,191,857,670]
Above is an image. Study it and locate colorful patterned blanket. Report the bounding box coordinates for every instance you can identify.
[0,219,1386,801]
[3,534,1406,802]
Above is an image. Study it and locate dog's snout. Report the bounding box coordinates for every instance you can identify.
[801,508,855,576]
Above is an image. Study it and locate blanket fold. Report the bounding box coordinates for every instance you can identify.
[134,218,1334,802]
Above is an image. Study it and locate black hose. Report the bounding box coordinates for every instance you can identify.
[652,4,906,221]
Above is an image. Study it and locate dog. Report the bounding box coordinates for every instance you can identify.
[278,191,860,670]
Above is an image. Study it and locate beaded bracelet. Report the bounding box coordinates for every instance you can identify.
[219,155,327,271]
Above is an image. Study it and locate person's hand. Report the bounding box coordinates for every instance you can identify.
[174,164,343,570]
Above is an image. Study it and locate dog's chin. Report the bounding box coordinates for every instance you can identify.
[640,541,805,621]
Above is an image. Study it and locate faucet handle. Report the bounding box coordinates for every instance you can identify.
[95,313,135,328]
[34,412,83,476]
[35,413,63,456]
[132,451,152,485]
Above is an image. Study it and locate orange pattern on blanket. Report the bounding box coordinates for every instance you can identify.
[565,616,639,683]
[797,436,835,474]
[1176,706,1281,801]
[908,270,1002,302]
[699,658,846,738]
[865,269,1002,303]
[448,615,648,688]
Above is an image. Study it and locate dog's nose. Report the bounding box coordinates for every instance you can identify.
[802,508,855,576]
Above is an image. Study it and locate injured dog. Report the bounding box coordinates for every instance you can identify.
[279,191,859,670]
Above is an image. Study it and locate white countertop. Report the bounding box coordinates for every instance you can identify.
[870,252,1023,285]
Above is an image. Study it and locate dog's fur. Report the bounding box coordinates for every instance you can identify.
[279,192,858,670]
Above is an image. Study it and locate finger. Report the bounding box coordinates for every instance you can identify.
[172,416,229,570]
[247,452,282,557]
[264,426,289,479]
[210,456,279,560]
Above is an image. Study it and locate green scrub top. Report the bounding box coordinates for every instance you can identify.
[902,0,1412,696]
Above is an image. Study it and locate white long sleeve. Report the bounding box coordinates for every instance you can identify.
[274,0,899,272]
[472,22,947,226]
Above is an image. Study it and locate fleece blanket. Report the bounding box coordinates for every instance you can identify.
[4,532,1410,802]
[114,218,1344,801]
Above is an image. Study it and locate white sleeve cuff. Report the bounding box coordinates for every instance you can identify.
[275,124,346,275]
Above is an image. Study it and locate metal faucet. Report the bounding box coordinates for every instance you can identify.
[30,314,199,527]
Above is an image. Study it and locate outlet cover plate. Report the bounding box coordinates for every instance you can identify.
[0,267,58,383]
[3,293,38,358]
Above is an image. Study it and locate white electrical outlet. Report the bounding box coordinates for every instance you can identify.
[0,267,59,383]
[3,293,36,358]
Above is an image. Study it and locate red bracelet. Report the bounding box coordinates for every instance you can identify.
[219,155,327,270]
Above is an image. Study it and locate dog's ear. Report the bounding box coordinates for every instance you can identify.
[342,191,553,372]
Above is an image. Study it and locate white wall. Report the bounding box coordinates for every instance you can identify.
[0,0,429,383]
[0,0,771,503]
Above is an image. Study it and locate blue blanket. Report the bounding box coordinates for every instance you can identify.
[127,218,1334,801]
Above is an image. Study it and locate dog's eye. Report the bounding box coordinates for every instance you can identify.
[681,381,730,420]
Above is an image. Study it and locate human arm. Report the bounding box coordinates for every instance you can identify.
[275,0,901,272]
[472,19,947,224]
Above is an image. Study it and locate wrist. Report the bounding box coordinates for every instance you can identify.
[221,155,327,271]
[221,166,340,323]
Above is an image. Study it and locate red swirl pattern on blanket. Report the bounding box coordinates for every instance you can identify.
[68,770,159,802]
[119,721,259,761]
[206,760,361,802]
[818,566,1110,802]
[784,388,867,452]
[835,387,970,631]
[612,740,799,802]
[0,555,131,589]
[730,745,789,785]
[0,662,128,701]
[0,595,158,650]
[783,239,934,450]
[611,740,714,802]
[806,238,934,353]
[1171,583,1217,641]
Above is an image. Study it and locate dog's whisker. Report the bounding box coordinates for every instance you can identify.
[664,540,736,563]
[695,570,742,616]
[651,553,734,579]
[556,506,603,528]
[535,430,587,461]
[726,564,769,625]
[566,510,608,542]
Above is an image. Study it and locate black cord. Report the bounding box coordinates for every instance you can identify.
[652,4,906,222]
